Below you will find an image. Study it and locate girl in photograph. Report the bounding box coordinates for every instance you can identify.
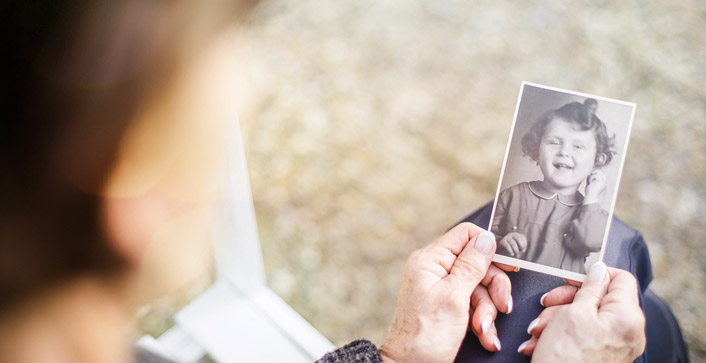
[491,99,616,273]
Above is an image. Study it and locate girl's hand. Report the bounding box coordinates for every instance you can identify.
[498,232,527,257]
[584,170,607,205]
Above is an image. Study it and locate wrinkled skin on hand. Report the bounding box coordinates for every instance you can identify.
[519,263,646,363]
[380,223,514,363]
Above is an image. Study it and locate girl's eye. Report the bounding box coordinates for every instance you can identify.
[574,145,585,150]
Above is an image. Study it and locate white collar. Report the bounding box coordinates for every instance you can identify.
[528,181,584,206]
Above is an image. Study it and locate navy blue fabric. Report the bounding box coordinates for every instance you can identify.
[453,202,689,363]
[643,289,690,363]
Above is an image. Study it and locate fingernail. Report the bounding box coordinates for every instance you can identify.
[514,266,520,272]
[481,315,492,334]
[506,294,513,314]
[527,318,539,334]
[587,262,607,283]
[517,340,529,353]
[475,231,495,255]
[539,292,548,307]
[493,336,502,351]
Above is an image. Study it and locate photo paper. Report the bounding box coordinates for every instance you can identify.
[490,82,635,281]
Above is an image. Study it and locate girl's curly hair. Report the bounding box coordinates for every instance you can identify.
[521,98,616,168]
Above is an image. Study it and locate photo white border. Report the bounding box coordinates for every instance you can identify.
[488,81,636,282]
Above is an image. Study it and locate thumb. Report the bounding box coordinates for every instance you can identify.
[448,230,496,296]
[572,262,609,309]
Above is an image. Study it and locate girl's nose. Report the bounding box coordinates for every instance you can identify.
[558,143,571,156]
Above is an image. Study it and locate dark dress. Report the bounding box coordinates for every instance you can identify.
[492,181,607,273]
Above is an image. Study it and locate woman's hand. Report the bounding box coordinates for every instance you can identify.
[380,223,510,363]
[518,263,646,362]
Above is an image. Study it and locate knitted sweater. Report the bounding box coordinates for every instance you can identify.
[316,339,383,363]
[135,339,382,363]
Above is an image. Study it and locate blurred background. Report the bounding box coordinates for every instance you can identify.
[140,0,706,361]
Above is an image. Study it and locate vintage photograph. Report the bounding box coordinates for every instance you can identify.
[490,82,636,281]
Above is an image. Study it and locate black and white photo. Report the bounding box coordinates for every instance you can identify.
[490,82,635,281]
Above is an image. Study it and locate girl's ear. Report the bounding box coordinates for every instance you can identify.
[595,153,607,168]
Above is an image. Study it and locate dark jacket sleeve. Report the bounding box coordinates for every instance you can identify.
[315,339,383,363]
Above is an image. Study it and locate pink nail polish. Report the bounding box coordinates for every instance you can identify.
[507,294,514,314]
[517,340,529,353]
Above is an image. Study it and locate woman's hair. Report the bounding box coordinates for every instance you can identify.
[0,0,257,308]
[520,98,616,168]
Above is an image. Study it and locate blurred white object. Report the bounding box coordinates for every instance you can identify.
[142,115,334,362]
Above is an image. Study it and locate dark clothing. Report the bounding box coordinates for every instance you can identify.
[133,338,382,363]
[492,181,607,273]
[315,339,383,363]
[455,202,689,363]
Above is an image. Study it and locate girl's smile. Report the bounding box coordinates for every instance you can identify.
[538,118,597,195]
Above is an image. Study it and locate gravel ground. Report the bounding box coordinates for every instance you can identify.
[242,1,706,361]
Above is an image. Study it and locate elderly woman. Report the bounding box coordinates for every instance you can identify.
[0,1,652,362]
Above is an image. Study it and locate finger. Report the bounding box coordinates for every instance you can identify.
[470,286,494,327]
[499,238,515,257]
[447,230,496,296]
[572,262,609,309]
[429,222,486,273]
[563,278,583,287]
[600,268,641,310]
[522,309,565,357]
[528,306,560,339]
[493,262,519,272]
[470,286,501,352]
[506,237,521,257]
[517,336,538,356]
[432,222,485,254]
[588,170,599,181]
[482,264,512,313]
[540,284,579,307]
[517,234,528,253]
[594,171,607,185]
[480,263,510,286]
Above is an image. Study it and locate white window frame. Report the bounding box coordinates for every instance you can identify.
[138,115,335,362]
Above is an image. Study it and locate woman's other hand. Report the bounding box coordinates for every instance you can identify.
[518,263,646,362]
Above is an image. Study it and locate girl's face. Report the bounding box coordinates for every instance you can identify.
[537,118,598,195]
